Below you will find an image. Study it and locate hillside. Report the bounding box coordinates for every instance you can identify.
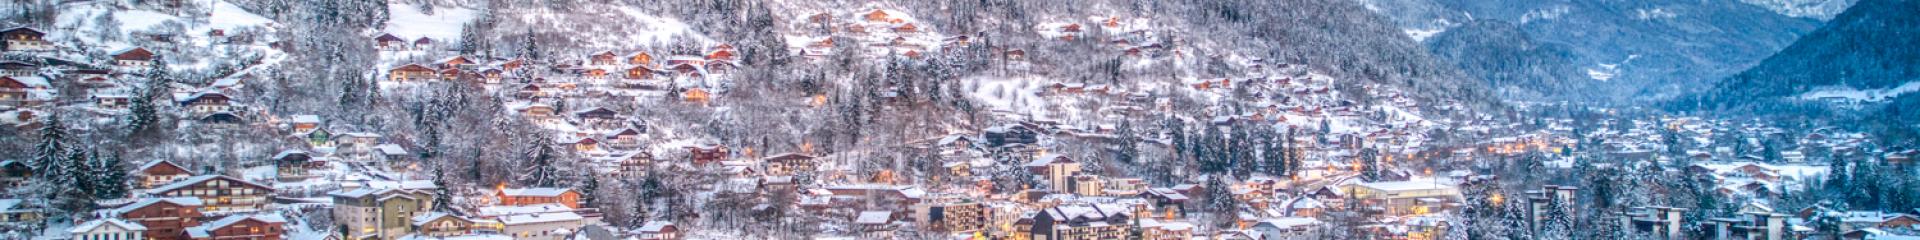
[1706,0,1920,105]
[1424,19,1588,100]
[1361,0,1824,101]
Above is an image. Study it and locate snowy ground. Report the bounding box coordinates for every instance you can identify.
[1799,81,1920,103]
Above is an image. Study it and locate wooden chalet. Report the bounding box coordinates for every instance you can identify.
[373,34,406,51]
[113,47,156,67]
[387,64,437,82]
[2,27,52,51]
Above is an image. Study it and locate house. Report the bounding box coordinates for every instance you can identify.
[111,197,206,240]
[498,211,584,240]
[604,128,646,149]
[624,65,658,80]
[762,153,817,176]
[413,37,434,50]
[411,212,478,237]
[374,34,407,50]
[136,160,193,189]
[331,188,431,240]
[272,150,314,181]
[0,75,50,105]
[0,160,29,188]
[1341,180,1462,215]
[70,218,147,240]
[389,64,438,82]
[113,47,157,67]
[862,9,892,22]
[1,27,52,51]
[573,107,620,126]
[177,91,234,114]
[146,175,274,215]
[183,214,285,240]
[854,211,897,238]
[1018,203,1134,240]
[984,124,1040,147]
[1251,217,1320,240]
[623,51,655,66]
[589,51,620,66]
[437,56,473,68]
[0,199,44,224]
[562,137,601,154]
[289,115,321,133]
[685,144,728,165]
[497,187,582,209]
[0,60,35,76]
[616,152,654,177]
[631,221,679,240]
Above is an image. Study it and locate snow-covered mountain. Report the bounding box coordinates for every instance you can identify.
[1360,0,1829,102]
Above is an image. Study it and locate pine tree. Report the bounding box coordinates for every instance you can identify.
[92,152,129,199]
[579,174,600,208]
[432,168,453,211]
[126,88,158,133]
[522,138,561,188]
[628,194,650,228]
[1359,148,1382,182]
[32,114,71,185]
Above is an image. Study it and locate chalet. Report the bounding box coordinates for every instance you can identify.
[388,64,437,82]
[616,152,654,177]
[893,23,919,33]
[763,153,818,176]
[146,175,274,215]
[583,68,609,79]
[0,160,29,188]
[137,160,193,189]
[413,37,434,49]
[71,218,148,240]
[518,103,556,120]
[686,144,728,165]
[516,84,547,99]
[625,65,658,80]
[405,212,475,237]
[605,128,645,148]
[374,34,407,50]
[272,150,314,181]
[863,9,892,22]
[668,63,701,76]
[1018,203,1133,240]
[625,51,654,65]
[0,60,35,76]
[705,49,736,61]
[479,68,505,83]
[575,51,613,67]
[683,88,711,103]
[439,68,462,81]
[497,187,582,209]
[113,47,157,67]
[0,198,45,225]
[1007,49,1027,60]
[501,58,526,71]
[1,76,49,105]
[855,211,897,238]
[110,197,206,240]
[288,115,321,133]
[573,107,619,125]
[562,137,601,153]
[631,221,680,240]
[183,214,285,240]
[984,124,1040,147]
[177,91,234,113]
[437,56,472,68]
[1,27,52,51]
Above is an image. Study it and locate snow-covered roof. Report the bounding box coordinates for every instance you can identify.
[476,203,573,217]
[375,144,408,155]
[855,211,892,225]
[112,197,204,214]
[188,214,286,237]
[289,115,320,123]
[1354,180,1452,192]
[635,221,675,232]
[148,175,267,193]
[1254,217,1321,229]
[70,218,147,233]
[500,187,572,197]
[498,212,582,225]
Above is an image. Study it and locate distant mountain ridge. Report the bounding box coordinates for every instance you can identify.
[1706,0,1920,105]
[1360,0,1825,102]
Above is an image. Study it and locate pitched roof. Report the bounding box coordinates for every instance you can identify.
[70,218,147,233]
[112,197,205,215]
[186,214,286,237]
[148,175,270,193]
[500,187,573,197]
